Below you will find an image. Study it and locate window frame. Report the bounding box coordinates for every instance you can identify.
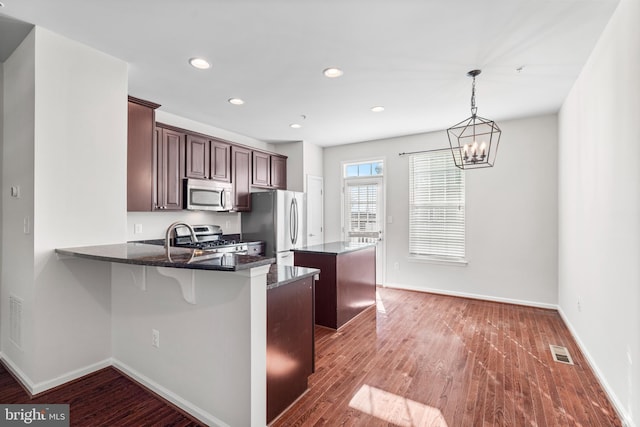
[408,150,467,265]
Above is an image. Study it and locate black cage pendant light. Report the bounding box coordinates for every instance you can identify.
[447,70,501,170]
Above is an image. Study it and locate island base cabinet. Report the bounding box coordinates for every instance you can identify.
[267,276,314,424]
[295,246,376,329]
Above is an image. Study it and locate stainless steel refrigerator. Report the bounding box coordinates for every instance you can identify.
[241,190,306,265]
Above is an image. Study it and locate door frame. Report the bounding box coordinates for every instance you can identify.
[306,175,324,246]
[340,157,386,285]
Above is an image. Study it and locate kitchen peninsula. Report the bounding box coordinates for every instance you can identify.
[293,242,376,329]
[56,243,318,427]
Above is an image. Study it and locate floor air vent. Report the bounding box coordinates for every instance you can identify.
[550,344,574,365]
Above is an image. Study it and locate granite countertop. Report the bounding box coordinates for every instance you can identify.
[56,242,275,272]
[292,241,377,255]
[266,264,320,290]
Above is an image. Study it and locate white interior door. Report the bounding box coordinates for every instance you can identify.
[307,175,324,246]
[343,177,384,284]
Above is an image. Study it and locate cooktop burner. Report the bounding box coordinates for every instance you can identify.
[178,239,238,249]
[171,224,248,254]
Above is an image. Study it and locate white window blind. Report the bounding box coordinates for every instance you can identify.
[347,183,378,232]
[409,150,465,260]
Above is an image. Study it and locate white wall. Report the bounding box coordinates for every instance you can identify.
[0,56,4,350]
[272,140,324,193]
[324,114,559,307]
[303,141,324,187]
[111,264,268,427]
[1,27,128,390]
[127,211,241,241]
[31,27,128,387]
[1,29,36,380]
[558,0,640,424]
[274,141,304,192]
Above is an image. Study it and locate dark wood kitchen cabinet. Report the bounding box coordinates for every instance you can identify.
[127,96,160,211]
[231,145,251,212]
[185,134,209,180]
[185,135,231,183]
[267,274,315,424]
[155,127,185,211]
[210,140,231,182]
[252,151,287,190]
[252,151,271,187]
[270,155,287,189]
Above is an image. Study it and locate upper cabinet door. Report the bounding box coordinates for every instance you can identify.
[185,134,210,179]
[210,140,231,182]
[232,146,252,212]
[127,97,160,211]
[157,127,185,211]
[252,151,271,187]
[271,156,287,189]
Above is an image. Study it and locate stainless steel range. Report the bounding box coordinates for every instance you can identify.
[173,224,248,254]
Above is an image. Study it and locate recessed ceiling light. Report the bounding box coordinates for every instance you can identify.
[189,57,211,70]
[323,67,343,78]
[0,2,5,7]
[371,106,385,113]
[290,123,302,129]
[228,98,245,105]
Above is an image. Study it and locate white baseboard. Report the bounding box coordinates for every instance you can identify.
[1,353,229,426]
[112,358,228,427]
[32,358,112,395]
[0,352,36,394]
[382,282,558,310]
[557,307,636,427]
[0,353,111,396]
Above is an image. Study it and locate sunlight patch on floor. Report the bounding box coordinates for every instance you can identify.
[349,384,448,427]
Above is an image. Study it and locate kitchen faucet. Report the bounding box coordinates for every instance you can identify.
[165,221,198,261]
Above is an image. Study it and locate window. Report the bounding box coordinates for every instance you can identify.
[346,182,379,237]
[344,161,383,178]
[409,150,465,261]
[343,160,384,244]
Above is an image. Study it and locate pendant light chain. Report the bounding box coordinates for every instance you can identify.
[470,75,478,117]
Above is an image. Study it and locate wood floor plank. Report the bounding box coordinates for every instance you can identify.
[0,366,202,426]
[273,287,623,427]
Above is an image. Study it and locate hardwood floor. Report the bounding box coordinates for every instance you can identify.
[0,287,622,426]
[272,287,622,427]
[0,365,202,426]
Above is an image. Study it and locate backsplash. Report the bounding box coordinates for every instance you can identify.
[127,211,241,241]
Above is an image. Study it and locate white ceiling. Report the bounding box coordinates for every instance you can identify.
[0,0,619,147]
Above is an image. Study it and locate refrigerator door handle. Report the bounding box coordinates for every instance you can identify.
[289,198,295,245]
[293,198,299,245]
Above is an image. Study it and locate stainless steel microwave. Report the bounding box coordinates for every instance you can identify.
[184,179,233,212]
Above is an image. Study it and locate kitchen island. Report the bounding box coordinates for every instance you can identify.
[56,243,318,427]
[293,241,376,329]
